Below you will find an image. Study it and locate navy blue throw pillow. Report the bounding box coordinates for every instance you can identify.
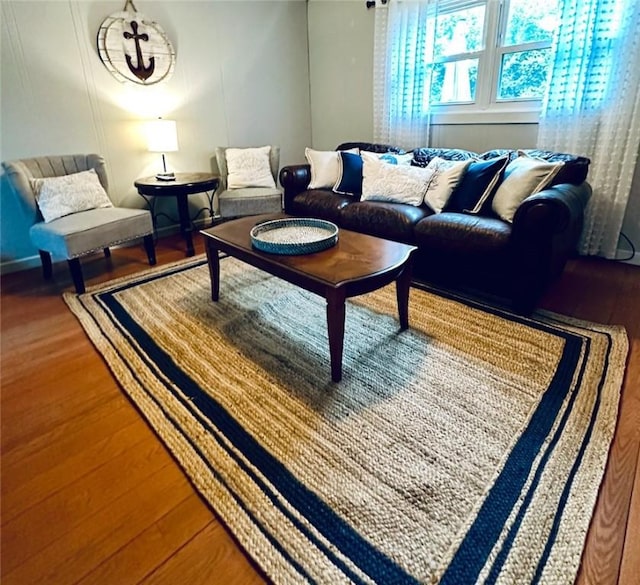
[446,156,509,214]
[333,151,363,196]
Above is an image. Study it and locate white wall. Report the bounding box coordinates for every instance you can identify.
[1,0,311,271]
[307,0,375,149]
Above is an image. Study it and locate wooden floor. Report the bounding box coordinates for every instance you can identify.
[1,233,639,585]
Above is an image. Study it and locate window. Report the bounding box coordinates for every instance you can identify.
[424,0,560,121]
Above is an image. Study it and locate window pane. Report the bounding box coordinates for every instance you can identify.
[497,49,552,100]
[434,5,486,58]
[430,59,478,104]
[504,0,559,47]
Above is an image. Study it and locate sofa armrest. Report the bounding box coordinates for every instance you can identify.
[512,182,592,237]
[279,164,311,213]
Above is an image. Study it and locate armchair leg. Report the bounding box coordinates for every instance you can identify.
[143,234,157,266]
[67,258,85,294]
[103,247,111,258]
[39,250,53,279]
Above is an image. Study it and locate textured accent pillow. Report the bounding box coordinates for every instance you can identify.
[422,157,472,214]
[226,146,276,189]
[492,152,564,222]
[305,147,358,189]
[378,153,414,165]
[360,152,436,207]
[32,169,113,223]
[333,151,363,196]
[446,156,509,214]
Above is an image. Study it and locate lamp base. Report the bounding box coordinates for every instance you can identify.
[155,172,176,181]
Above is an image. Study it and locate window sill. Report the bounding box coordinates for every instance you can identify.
[430,109,541,125]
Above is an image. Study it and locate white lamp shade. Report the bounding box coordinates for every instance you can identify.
[146,119,178,152]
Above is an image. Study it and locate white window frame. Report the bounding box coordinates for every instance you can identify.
[428,0,555,125]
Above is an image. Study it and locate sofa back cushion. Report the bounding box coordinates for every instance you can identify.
[411,148,478,167]
[336,142,405,154]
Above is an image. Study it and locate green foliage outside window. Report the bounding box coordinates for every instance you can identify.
[427,0,558,106]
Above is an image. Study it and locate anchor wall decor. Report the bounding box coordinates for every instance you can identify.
[97,1,175,85]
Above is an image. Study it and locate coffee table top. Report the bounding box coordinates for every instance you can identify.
[201,213,417,290]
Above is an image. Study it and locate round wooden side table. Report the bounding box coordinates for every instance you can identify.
[135,172,219,257]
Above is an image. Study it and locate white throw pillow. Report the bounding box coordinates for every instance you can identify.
[32,168,113,223]
[360,152,436,207]
[492,152,564,222]
[361,151,414,166]
[226,146,276,189]
[305,147,359,189]
[423,157,472,213]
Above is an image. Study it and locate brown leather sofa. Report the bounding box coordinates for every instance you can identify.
[279,142,591,314]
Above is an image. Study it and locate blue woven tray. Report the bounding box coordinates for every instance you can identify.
[250,218,339,255]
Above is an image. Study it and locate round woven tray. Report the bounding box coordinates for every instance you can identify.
[250,218,339,255]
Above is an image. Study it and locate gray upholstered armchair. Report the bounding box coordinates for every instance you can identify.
[2,154,156,293]
[215,145,283,218]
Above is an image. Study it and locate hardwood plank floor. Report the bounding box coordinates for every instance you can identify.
[1,234,638,584]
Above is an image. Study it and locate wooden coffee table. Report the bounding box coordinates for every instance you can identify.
[201,214,417,382]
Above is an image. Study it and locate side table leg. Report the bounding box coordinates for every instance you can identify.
[396,259,413,330]
[326,288,346,382]
[176,193,195,257]
[205,241,220,302]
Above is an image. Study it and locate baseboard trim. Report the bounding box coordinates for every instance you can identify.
[0,220,213,276]
[0,254,42,275]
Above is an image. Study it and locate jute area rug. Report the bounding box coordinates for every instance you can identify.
[65,255,628,585]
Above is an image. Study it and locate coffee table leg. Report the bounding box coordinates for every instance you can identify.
[396,260,413,330]
[205,240,220,302]
[326,288,346,382]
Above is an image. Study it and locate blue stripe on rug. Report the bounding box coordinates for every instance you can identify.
[440,331,584,584]
[531,333,613,584]
[94,275,416,584]
[482,335,592,583]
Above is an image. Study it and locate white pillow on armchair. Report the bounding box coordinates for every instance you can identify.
[226,146,276,189]
[31,168,113,223]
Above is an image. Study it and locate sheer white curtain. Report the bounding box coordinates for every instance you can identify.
[537,0,640,258]
[373,0,438,149]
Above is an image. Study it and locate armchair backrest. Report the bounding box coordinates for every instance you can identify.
[2,154,108,224]
[215,146,280,191]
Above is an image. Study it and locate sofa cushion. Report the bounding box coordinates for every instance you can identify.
[333,151,363,197]
[422,158,472,213]
[29,207,152,259]
[492,153,564,222]
[446,156,509,214]
[290,190,351,224]
[479,149,590,186]
[341,201,432,243]
[414,212,511,255]
[305,147,359,189]
[361,153,435,207]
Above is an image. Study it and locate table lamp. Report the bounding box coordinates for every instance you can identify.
[146,118,178,181]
